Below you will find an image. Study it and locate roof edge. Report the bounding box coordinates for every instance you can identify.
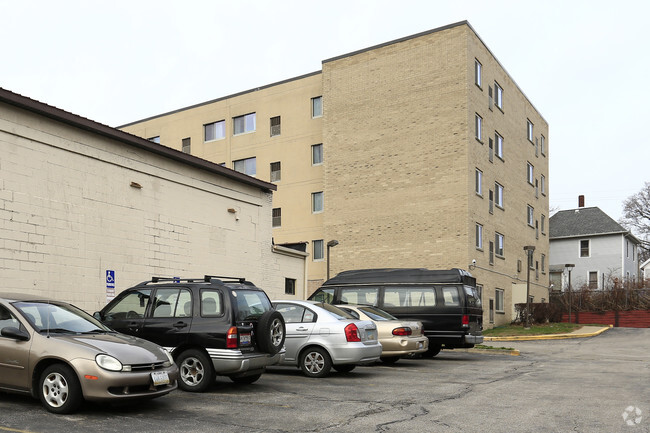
[118,70,323,128]
[0,87,276,193]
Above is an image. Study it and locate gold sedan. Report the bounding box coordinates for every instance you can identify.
[337,305,428,364]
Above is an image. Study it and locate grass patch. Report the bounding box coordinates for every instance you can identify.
[482,322,582,337]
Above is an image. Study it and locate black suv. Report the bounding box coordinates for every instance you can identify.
[94,276,285,392]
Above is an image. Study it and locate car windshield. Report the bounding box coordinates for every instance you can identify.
[232,290,272,321]
[14,301,112,334]
[357,306,397,321]
[315,302,356,320]
[464,285,482,308]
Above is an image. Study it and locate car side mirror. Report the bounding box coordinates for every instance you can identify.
[93,312,102,321]
[1,326,30,341]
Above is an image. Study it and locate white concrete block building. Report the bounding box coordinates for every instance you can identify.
[0,88,306,312]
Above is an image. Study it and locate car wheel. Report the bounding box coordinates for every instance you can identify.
[380,356,400,365]
[300,347,332,378]
[39,364,83,414]
[422,344,441,358]
[229,373,262,385]
[177,349,215,392]
[257,310,285,355]
[332,364,356,373]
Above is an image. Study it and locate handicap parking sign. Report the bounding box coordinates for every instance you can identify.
[106,270,115,289]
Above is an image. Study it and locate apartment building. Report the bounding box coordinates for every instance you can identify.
[120,21,549,326]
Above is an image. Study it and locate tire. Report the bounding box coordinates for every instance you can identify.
[257,310,285,355]
[422,344,442,358]
[39,364,83,414]
[229,373,262,385]
[299,347,332,378]
[177,349,215,392]
[332,364,356,373]
[380,356,400,365]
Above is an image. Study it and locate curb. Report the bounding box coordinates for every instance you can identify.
[483,325,613,342]
[466,348,521,356]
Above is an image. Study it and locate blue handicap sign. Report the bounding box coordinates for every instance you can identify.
[106,270,115,289]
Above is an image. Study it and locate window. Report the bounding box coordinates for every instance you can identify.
[541,254,546,273]
[495,289,504,313]
[475,59,482,87]
[182,137,191,154]
[495,232,504,257]
[541,214,546,234]
[580,239,590,257]
[475,113,483,142]
[527,120,534,142]
[270,116,281,137]
[204,120,225,141]
[475,168,483,196]
[233,113,256,135]
[494,81,503,110]
[527,205,534,227]
[152,288,192,318]
[148,136,160,143]
[541,174,546,195]
[384,287,436,307]
[201,290,223,316]
[313,239,324,261]
[495,132,504,159]
[340,287,380,305]
[99,289,151,319]
[233,157,256,176]
[285,278,296,295]
[270,161,281,182]
[495,182,504,208]
[312,143,323,165]
[527,162,534,185]
[588,271,598,289]
[312,96,323,118]
[272,208,281,228]
[541,134,546,156]
[312,191,324,213]
[475,223,483,250]
[442,287,460,306]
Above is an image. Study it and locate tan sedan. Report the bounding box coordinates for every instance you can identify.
[337,305,428,364]
[0,293,178,413]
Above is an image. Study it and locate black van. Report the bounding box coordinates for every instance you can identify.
[308,268,483,357]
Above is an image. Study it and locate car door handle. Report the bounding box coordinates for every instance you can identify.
[173,321,188,329]
[296,327,309,331]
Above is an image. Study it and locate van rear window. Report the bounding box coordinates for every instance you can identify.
[464,285,482,307]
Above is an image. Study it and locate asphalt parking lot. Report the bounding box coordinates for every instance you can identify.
[1,328,649,433]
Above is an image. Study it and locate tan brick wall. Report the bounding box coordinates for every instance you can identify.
[117,22,549,323]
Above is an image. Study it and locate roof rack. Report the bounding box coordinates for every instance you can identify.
[150,277,202,283]
[204,275,247,284]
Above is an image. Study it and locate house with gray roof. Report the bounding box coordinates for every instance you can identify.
[549,206,640,290]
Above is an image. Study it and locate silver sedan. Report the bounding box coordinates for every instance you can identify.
[272,300,382,377]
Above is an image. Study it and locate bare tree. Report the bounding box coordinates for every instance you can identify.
[620,182,650,261]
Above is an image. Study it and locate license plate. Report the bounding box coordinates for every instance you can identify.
[240,333,251,345]
[367,330,376,340]
[151,371,169,386]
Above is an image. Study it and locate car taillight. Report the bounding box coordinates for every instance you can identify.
[462,315,470,326]
[226,326,238,348]
[344,323,361,342]
[392,327,412,336]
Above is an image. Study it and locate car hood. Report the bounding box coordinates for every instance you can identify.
[41,332,168,364]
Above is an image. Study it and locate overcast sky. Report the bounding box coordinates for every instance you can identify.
[1,0,649,223]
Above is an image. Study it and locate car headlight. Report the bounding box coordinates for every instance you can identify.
[96,354,124,372]
[162,349,174,367]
